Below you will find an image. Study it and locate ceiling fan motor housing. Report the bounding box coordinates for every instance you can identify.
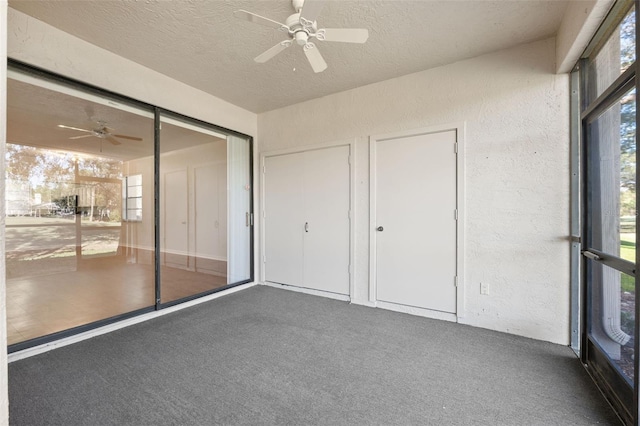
[286,13,316,45]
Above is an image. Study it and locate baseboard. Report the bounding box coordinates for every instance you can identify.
[261,281,350,302]
[8,282,257,362]
[259,282,457,322]
[375,301,457,322]
[349,299,377,308]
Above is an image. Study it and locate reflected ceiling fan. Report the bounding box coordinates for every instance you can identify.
[234,0,369,73]
[57,120,142,146]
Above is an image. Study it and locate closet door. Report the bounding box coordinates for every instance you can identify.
[264,146,350,295]
[303,147,350,295]
[264,153,305,285]
[163,169,189,269]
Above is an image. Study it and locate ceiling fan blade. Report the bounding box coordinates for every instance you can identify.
[255,41,292,63]
[57,124,93,133]
[234,10,289,31]
[300,0,325,26]
[106,136,122,146]
[69,135,94,140]
[112,134,143,141]
[319,28,369,44]
[303,42,327,73]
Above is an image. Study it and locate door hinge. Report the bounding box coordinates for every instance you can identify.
[454,209,458,220]
[454,143,458,154]
[263,165,266,174]
[263,255,266,263]
[454,276,458,287]
[250,213,254,226]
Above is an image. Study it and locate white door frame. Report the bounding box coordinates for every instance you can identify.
[369,123,465,320]
[259,139,356,301]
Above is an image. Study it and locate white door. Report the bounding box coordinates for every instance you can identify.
[164,169,189,269]
[374,130,457,313]
[264,146,350,295]
[264,153,305,286]
[194,163,227,275]
[303,147,350,294]
[195,165,219,260]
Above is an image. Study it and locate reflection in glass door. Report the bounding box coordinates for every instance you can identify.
[6,69,156,347]
[7,60,254,352]
[159,115,252,304]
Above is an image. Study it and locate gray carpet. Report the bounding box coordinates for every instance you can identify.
[9,285,620,425]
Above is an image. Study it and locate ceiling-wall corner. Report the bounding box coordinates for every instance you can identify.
[556,0,615,74]
[6,7,257,138]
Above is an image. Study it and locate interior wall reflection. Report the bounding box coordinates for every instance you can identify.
[159,116,230,303]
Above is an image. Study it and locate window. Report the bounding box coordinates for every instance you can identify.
[122,174,142,221]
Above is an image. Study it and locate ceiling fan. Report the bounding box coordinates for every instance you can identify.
[57,121,142,146]
[234,0,369,73]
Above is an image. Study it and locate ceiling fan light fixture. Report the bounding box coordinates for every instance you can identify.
[295,31,309,46]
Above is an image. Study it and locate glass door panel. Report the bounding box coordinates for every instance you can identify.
[584,85,636,420]
[6,71,155,346]
[587,260,635,384]
[586,87,636,256]
[159,116,253,304]
[227,135,252,284]
[585,6,636,104]
[159,115,230,303]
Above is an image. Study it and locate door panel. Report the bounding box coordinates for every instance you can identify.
[264,153,305,286]
[303,147,350,295]
[195,165,219,259]
[375,131,457,313]
[584,86,636,393]
[163,169,189,269]
[194,163,227,275]
[264,146,350,294]
[227,135,252,283]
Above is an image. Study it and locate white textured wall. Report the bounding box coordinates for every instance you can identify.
[0,1,10,424]
[7,8,257,137]
[258,38,571,345]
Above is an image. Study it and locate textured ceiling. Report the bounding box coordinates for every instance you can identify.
[8,0,569,113]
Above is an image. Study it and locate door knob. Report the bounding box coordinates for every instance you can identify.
[377,226,384,232]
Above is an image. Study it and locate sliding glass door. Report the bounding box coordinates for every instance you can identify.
[6,61,254,350]
[6,69,156,347]
[579,2,638,423]
[158,116,252,304]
